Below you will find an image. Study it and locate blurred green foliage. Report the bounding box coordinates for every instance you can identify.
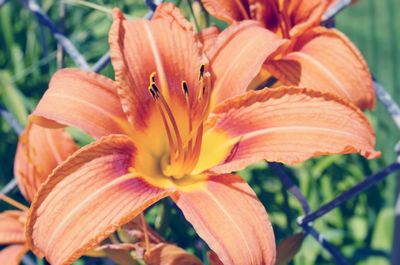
[0,0,399,264]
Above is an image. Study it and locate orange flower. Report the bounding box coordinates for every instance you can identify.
[14,123,79,203]
[26,3,378,265]
[202,0,333,38]
[0,123,77,265]
[201,0,375,110]
[0,210,27,265]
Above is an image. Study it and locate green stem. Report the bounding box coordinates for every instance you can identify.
[155,200,170,235]
[187,0,201,32]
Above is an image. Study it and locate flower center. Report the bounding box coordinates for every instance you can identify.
[147,65,211,180]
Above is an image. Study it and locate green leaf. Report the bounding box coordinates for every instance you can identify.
[371,207,394,251]
[65,127,94,147]
[0,71,28,125]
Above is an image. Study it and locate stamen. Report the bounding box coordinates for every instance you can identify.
[148,82,161,99]
[149,72,156,84]
[157,95,184,163]
[198,64,205,80]
[280,0,291,38]
[151,83,160,96]
[199,73,212,117]
[148,73,184,164]
[198,85,204,100]
[147,83,176,165]
[182,81,193,154]
[181,81,189,96]
[149,87,157,99]
[184,124,203,172]
[233,0,250,19]
[157,103,176,166]
[270,0,290,38]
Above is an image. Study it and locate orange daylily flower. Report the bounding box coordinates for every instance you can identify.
[0,211,27,265]
[14,123,79,203]
[201,0,335,38]
[0,123,77,265]
[26,3,378,265]
[201,0,375,110]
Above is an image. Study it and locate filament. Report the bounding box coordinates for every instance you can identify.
[149,75,184,164]
[233,0,250,19]
[182,81,193,154]
[149,66,210,177]
[0,194,29,211]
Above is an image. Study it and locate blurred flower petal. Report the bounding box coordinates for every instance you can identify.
[266,27,374,109]
[14,123,78,202]
[0,244,28,265]
[201,0,250,23]
[0,211,25,245]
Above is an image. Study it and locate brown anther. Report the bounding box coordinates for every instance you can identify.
[151,83,160,93]
[148,87,156,99]
[148,85,159,99]
[150,72,156,83]
[198,64,205,80]
[181,81,189,96]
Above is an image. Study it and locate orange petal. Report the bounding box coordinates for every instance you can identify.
[208,251,224,265]
[266,27,374,110]
[201,0,330,37]
[276,233,304,265]
[287,0,331,37]
[247,0,283,34]
[0,244,28,265]
[103,248,137,265]
[208,20,287,106]
[92,243,138,265]
[26,135,174,265]
[109,4,204,131]
[32,68,128,139]
[173,174,275,265]
[207,87,379,173]
[14,123,78,202]
[0,211,25,245]
[201,0,250,23]
[197,26,220,54]
[144,243,203,265]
